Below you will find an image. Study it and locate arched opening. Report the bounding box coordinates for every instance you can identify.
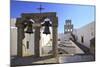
[40,18,53,56]
[22,18,35,56]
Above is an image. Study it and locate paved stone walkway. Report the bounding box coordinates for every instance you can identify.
[11,39,94,66]
[58,40,84,54]
[11,55,58,66]
[59,54,95,63]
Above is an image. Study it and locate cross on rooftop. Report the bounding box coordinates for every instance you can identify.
[37,4,45,13]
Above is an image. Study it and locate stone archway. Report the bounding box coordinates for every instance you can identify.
[16,12,58,57]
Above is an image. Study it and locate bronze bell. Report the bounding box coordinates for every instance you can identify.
[25,21,33,34]
[43,26,51,35]
[42,21,52,35]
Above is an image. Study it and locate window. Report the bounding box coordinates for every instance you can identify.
[68,29,70,31]
[70,29,72,31]
[81,36,84,43]
[65,29,67,32]
[27,41,29,49]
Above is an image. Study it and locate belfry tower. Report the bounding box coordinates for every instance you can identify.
[64,20,73,34]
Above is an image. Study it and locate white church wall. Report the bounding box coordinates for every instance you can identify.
[58,33,71,42]
[22,33,35,56]
[40,26,53,56]
[10,18,16,27]
[10,19,17,56]
[74,21,95,48]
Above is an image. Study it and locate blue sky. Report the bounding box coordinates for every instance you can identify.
[11,0,95,33]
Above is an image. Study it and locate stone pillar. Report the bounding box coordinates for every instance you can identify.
[17,27,23,56]
[52,27,58,57]
[52,17,58,57]
[34,27,40,57]
[16,18,25,57]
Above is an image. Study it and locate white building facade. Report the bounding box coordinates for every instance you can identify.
[73,21,95,48]
[10,19,17,56]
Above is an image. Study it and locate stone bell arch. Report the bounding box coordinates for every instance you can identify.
[16,12,58,57]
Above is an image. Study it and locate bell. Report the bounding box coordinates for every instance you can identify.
[25,22,33,34]
[42,21,52,35]
[43,26,51,35]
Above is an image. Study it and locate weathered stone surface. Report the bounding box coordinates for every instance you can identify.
[16,12,58,57]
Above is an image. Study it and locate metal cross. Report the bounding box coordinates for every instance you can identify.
[37,4,45,13]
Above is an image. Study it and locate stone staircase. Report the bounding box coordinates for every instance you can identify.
[72,40,90,54]
[58,40,76,54]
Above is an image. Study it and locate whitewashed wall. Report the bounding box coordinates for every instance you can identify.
[22,33,35,56]
[10,19,17,56]
[73,21,95,48]
[58,33,72,42]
